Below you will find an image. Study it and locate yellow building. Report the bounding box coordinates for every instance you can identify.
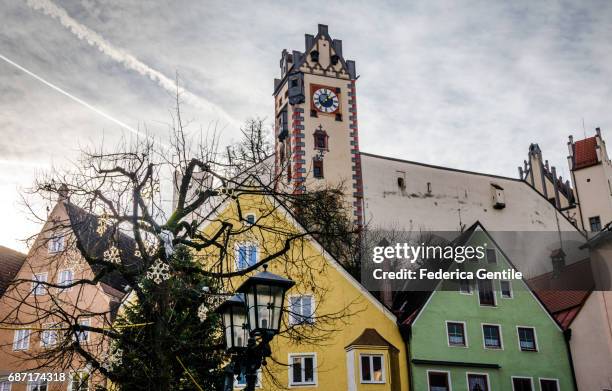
[199,189,408,391]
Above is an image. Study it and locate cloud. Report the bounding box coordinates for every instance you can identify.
[25,0,238,128]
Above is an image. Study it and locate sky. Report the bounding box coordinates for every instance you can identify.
[1,0,612,252]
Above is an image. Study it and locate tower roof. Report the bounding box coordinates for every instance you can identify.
[573,136,598,169]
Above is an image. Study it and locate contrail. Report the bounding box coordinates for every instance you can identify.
[0,53,151,141]
[26,0,237,128]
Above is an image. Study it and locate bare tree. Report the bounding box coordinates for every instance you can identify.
[0,95,360,391]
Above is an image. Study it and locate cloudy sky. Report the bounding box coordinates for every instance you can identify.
[1,0,612,251]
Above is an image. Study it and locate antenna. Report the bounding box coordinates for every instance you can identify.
[582,117,586,139]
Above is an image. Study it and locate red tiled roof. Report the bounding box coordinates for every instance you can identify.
[573,136,598,169]
[0,245,27,296]
[536,290,590,313]
[534,290,590,329]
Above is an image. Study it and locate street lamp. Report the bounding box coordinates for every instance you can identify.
[236,268,295,337]
[217,294,249,351]
[216,266,295,391]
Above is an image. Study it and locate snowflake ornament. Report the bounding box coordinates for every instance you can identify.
[197,303,209,322]
[146,259,170,284]
[102,347,123,370]
[104,246,121,264]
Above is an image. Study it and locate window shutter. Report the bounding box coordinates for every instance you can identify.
[249,245,257,267]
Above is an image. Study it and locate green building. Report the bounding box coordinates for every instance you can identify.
[398,223,576,391]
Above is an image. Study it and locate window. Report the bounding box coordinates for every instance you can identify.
[0,379,11,391]
[482,324,502,349]
[27,380,47,391]
[58,269,73,289]
[77,319,90,343]
[313,128,328,150]
[512,377,533,391]
[32,273,48,296]
[41,323,60,348]
[478,279,495,306]
[539,379,559,391]
[289,354,316,386]
[235,370,261,388]
[313,159,324,179]
[589,216,602,231]
[244,213,256,225]
[69,372,89,391]
[397,177,406,191]
[517,327,537,351]
[236,244,257,271]
[467,374,489,391]
[289,295,314,325]
[446,322,467,347]
[500,281,512,298]
[486,248,497,264]
[459,279,471,294]
[48,235,65,253]
[360,354,384,383]
[13,329,30,351]
[428,371,450,391]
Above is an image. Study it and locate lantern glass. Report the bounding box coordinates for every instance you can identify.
[245,283,285,334]
[219,296,249,350]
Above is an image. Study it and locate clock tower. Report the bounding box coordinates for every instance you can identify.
[273,24,363,226]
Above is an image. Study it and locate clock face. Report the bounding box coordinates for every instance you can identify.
[312,88,340,113]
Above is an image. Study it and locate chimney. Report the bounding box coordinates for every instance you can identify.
[332,39,343,58]
[550,248,566,278]
[58,184,69,202]
[305,34,314,50]
[378,238,393,309]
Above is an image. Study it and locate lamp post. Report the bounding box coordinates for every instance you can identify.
[216,267,295,391]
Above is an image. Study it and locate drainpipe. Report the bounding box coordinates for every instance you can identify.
[563,328,579,391]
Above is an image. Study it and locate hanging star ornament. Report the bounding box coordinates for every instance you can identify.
[146,259,171,284]
[96,214,110,236]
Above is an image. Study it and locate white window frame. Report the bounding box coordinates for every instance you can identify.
[481,323,503,350]
[287,353,317,387]
[0,378,12,391]
[458,279,472,295]
[358,353,385,384]
[48,234,65,254]
[426,369,452,391]
[13,328,30,351]
[477,278,497,307]
[40,323,60,348]
[57,269,74,291]
[27,379,47,391]
[500,280,513,299]
[67,371,90,391]
[288,294,315,325]
[234,242,258,271]
[466,372,490,391]
[32,273,48,296]
[76,318,90,343]
[516,326,538,352]
[511,376,534,391]
[233,369,262,389]
[538,378,559,391]
[446,320,468,348]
